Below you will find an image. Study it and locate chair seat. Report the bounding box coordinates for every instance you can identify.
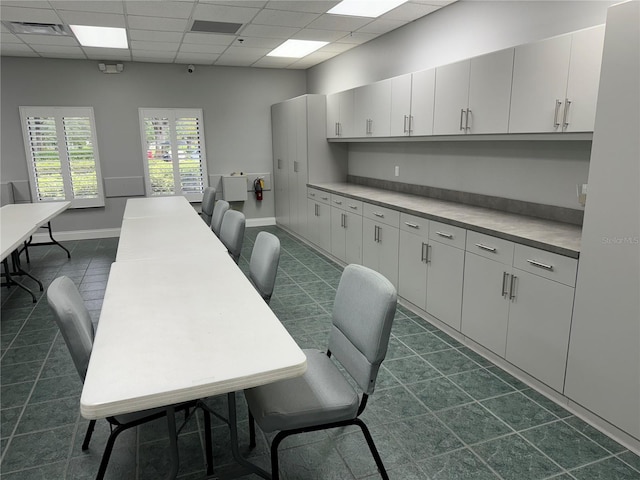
[245,349,359,433]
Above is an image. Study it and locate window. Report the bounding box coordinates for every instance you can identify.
[19,106,105,208]
[138,108,208,202]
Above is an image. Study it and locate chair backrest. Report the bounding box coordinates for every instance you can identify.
[46,276,94,382]
[200,187,216,226]
[328,264,397,395]
[219,209,246,263]
[211,200,230,237]
[249,231,281,303]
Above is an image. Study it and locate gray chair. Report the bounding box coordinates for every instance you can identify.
[47,276,212,480]
[210,199,230,237]
[244,264,397,480]
[248,231,281,304]
[219,209,245,264]
[200,187,216,226]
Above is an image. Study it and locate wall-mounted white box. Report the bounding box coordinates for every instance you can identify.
[222,175,248,202]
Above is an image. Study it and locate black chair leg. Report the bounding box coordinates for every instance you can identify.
[270,430,291,480]
[203,408,214,475]
[82,419,97,451]
[354,418,389,480]
[96,424,127,480]
[248,410,256,448]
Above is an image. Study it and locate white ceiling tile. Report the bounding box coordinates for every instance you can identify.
[131,50,176,60]
[318,42,357,54]
[239,24,299,39]
[336,31,377,44]
[179,43,227,54]
[84,47,132,60]
[214,57,254,66]
[358,19,406,35]
[292,28,349,42]
[232,36,281,48]
[1,32,22,43]
[381,2,441,21]
[127,16,189,32]
[1,44,38,55]
[131,41,180,52]
[252,9,320,28]
[264,1,339,14]
[200,0,267,7]
[174,52,218,64]
[124,1,194,19]
[2,1,51,8]
[289,50,339,68]
[409,0,456,6]
[252,56,297,68]
[306,14,372,32]
[132,55,174,63]
[0,6,63,23]
[16,34,79,46]
[52,1,124,14]
[39,51,86,59]
[58,11,126,28]
[183,32,235,46]
[30,44,83,54]
[218,45,269,60]
[129,30,184,42]
[193,3,260,23]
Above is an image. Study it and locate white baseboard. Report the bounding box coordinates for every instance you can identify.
[31,228,121,242]
[246,217,276,227]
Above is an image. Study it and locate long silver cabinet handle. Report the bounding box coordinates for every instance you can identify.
[436,231,453,239]
[501,272,509,297]
[426,244,432,263]
[526,259,554,271]
[348,204,358,210]
[509,275,517,300]
[334,200,342,205]
[563,98,572,128]
[553,99,562,128]
[373,212,384,218]
[321,196,329,201]
[475,243,497,253]
[459,109,465,131]
[404,115,409,134]
[409,115,414,134]
[465,109,471,131]
[421,242,427,262]
[404,222,419,229]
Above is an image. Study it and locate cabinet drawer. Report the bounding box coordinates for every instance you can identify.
[513,244,578,287]
[331,194,362,214]
[466,231,514,265]
[429,221,466,249]
[363,203,400,227]
[308,188,331,205]
[400,213,429,235]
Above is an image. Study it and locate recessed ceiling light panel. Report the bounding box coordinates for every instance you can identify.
[70,25,128,49]
[267,39,329,58]
[328,0,409,18]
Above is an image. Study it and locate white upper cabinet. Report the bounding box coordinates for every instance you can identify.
[509,25,604,133]
[434,49,514,135]
[390,69,436,137]
[353,79,392,137]
[326,89,354,138]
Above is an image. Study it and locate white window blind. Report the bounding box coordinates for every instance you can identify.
[139,108,208,202]
[19,107,104,208]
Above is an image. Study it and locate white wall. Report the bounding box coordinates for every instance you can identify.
[304,0,613,212]
[0,57,306,232]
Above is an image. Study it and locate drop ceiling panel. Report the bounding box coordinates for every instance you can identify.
[129,30,185,43]
[183,32,236,46]
[131,41,181,52]
[358,19,407,35]
[1,32,21,44]
[57,11,126,28]
[54,1,124,15]
[175,52,218,64]
[239,24,299,39]
[1,44,38,56]
[265,1,340,14]
[382,3,442,21]
[127,16,189,32]
[193,3,260,23]
[15,34,79,46]
[178,43,228,54]
[292,28,348,42]
[124,1,194,19]
[251,9,321,28]
[0,6,62,23]
[306,14,372,32]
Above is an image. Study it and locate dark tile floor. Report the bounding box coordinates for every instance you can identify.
[1,226,638,479]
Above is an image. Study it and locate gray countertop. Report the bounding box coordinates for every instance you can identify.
[309,183,582,258]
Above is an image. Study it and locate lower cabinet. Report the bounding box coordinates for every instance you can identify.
[362,203,399,287]
[330,194,363,265]
[307,188,331,253]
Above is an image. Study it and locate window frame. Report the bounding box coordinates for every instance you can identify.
[19,106,105,208]
[138,108,209,202]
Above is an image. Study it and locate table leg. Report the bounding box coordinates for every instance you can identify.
[166,406,179,480]
[25,221,71,259]
[227,392,271,479]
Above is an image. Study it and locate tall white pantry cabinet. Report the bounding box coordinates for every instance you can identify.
[271,95,347,240]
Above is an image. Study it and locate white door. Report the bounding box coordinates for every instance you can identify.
[410,69,436,136]
[344,211,363,265]
[326,93,340,138]
[433,59,470,135]
[330,207,346,262]
[398,229,428,309]
[390,74,412,136]
[425,240,465,331]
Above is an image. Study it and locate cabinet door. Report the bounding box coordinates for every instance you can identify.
[307,199,318,246]
[330,207,346,262]
[433,59,470,135]
[326,93,340,138]
[362,217,379,273]
[271,103,290,227]
[564,26,605,132]
[410,69,436,136]
[338,89,355,138]
[315,201,331,253]
[286,101,300,233]
[390,74,412,136]
[506,270,575,392]
[354,81,391,137]
[509,34,572,133]
[377,223,399,288]
[398,230,428,309]
[344,211,363,265]
[468,49,514,134]
[426,240,465,331]
[461,252,510,356]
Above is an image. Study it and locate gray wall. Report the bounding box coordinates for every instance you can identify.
[306,0,613,211]
[1,57,306,232]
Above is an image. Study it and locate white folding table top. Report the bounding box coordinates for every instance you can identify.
[81,254,307,419]
[0,201,71,226]
[1,220,37,261]
[123,196,194,219]
[116,215,227,262]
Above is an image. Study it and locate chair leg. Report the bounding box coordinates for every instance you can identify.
[248,409,256,448]
[270,430,291,480]
[203,408,214,475]
[82,419,97,451]
[354,418,389,480]
[96,424,127,480]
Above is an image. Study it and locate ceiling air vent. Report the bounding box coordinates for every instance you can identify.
[190,20,242,35]
[3,22,71,36]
